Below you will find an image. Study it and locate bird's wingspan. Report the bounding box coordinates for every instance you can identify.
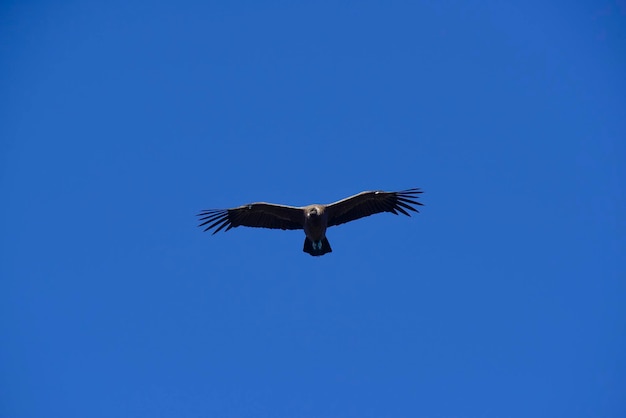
[325,188,423,227]
[197,203,304,234]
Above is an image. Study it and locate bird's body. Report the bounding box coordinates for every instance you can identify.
[302,205,331,256]
[197,188,423,256]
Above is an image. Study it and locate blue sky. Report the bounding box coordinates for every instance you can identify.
[1,1,624,417]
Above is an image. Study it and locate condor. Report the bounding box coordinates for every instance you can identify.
[198,188,423,256]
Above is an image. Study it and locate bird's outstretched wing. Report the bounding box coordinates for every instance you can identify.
[326,188,423,227]
[197,203,304,234]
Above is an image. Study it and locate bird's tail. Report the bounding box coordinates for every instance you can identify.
[303,237,332,256]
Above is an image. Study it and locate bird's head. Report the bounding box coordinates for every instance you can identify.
[307,207,319,218]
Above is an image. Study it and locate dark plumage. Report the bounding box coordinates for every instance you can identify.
[197,188,423,256]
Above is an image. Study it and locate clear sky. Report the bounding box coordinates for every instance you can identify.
[1,1,624,417]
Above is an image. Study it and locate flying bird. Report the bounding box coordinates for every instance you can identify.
[197,188,423,256]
